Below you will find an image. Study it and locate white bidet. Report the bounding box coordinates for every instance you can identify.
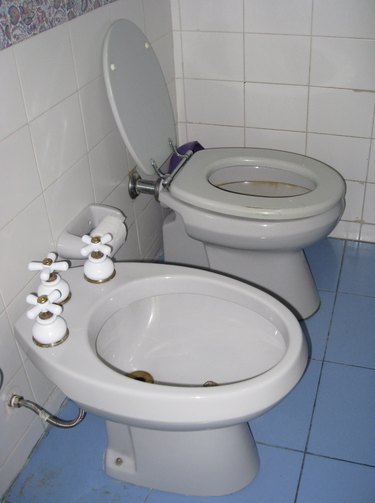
[15,262,308,496]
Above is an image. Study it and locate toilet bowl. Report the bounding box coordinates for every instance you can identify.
[15,261,308,496]
[103,19,346,319]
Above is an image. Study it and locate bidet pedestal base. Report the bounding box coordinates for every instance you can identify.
[105,421,259,496]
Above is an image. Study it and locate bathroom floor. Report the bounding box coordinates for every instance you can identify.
[3,238,375,503]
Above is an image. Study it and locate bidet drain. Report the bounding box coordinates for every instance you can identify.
[127,370,154,383]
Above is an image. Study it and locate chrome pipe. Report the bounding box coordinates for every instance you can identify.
[8,394,86,429]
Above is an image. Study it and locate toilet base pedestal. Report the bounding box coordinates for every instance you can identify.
[162,212,320,320]
[104,421,259,496]
[205,245,320,320]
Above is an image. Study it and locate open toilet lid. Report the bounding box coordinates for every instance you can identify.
[103,19,176,176]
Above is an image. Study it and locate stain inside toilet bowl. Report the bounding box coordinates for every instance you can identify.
[209,165,316,198]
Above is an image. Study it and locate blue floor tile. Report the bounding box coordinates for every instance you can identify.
[301,291,335,361]
[305,238,345,292]
[339,241,375,297]
[4,402,150,503]
[147,445,303,503]
[308,362,375,466]
[250,360,321,451]
[326,293,375,369]
[297,454,375,503]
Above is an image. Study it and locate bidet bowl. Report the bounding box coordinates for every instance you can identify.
[15,262,307,431]
[15,262,308,496]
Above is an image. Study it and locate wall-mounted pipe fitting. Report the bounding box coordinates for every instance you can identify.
[128,171,162,201]
[8,394,86,429]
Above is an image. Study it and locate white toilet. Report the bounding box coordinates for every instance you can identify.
[15,259,308,496]
[103,19,346,319]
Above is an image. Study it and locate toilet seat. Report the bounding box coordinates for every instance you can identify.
[170,148,346,220]
[103,20,345,223]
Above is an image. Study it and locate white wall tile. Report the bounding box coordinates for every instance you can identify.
[102,177,136,227]
[180,0,243,32]
[313,0,375,38]
[0,414,44,496]
[0,196,53,306]
[182,32,243,81]
[341,181,366,222]
[29,94,86,189]
[330,220,360,241]
[0,48,27,141]
[185,80,244,126]
[245,35,310,85]
[22,358,56,406]
[109,0,145,29]
[153,32,175,85]
[0,312,23,388]
[114,223,141,261]
[360,223,375,243]
[0,126,42,230]
[306,134,370,181]
[88,130,128,202]
[310,38,375,91]
[176,123,188,144]
[175,78,186,123]
[143,0,172,42]
[245,0,313,35]
[167,80,177,125]
[69,6,111,89]
[245,83,308,131]
[170,0,180,31]
[246,128,306,154]
[363,183,375,224]
[6,276,44,343]
[368,140,375,182]
[173,32,183,79]
[44,156,94,242]
[79,76,116,150]
[41,386,65,420]
[0,367,44,466]
[308,88,375,138]
[14,24,77,121]
[135,199,163,258]
[187,124,244,148]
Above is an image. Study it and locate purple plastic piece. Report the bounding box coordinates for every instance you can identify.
[168,141,204,173]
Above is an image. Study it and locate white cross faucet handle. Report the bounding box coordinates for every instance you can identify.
[26,290,63,320]
[81,234,113,258]
[28,252,69,281]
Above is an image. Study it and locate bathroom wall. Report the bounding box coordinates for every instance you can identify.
[0,0,174,494]
[171,0,375,243]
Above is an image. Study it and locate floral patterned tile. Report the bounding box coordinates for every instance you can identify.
[0,0,117,49]
[0,1,12,49]
[66,0,101,21]
[7,0,67,44]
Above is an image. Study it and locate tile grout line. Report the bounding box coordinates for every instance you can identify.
[294,239,348,502]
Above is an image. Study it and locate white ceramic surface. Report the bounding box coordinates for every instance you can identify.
[15,262,307,428]
[15,261,307,495]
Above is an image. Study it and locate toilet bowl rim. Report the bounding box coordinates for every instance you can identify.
[167,147,346,221]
